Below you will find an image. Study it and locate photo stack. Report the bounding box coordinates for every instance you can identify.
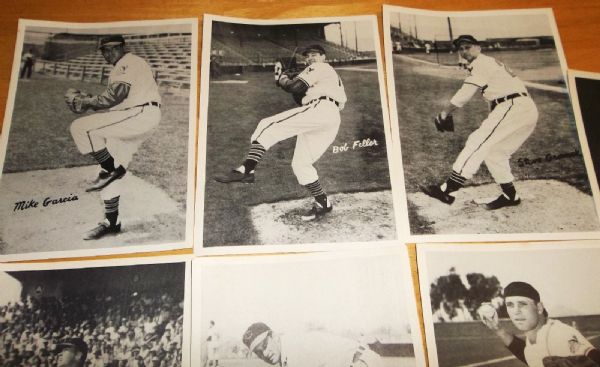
[0,3,598,367]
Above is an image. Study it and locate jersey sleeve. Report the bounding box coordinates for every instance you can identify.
[109,56,136,86]
[464,57,495,89]
[296,63,324,87]
[450,83,480,108]
[548,323,595,357]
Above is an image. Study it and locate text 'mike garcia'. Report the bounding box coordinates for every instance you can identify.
[14,194,79,211]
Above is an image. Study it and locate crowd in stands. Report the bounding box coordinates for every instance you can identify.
[0,288,184,367]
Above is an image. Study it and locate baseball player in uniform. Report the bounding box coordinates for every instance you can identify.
[205,320,220,367]
[479,282,600,367]
[56,338,88,367]
[20,49,35,79]
[242,322,382,367]
[215,44,347,221]
[69,35,161,240]
[423,35,538,210]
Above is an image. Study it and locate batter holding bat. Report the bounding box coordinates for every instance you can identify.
[214,44,346,221]
[478,281,600,367]
[423,35,538,210]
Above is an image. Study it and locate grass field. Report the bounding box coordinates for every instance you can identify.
[2,76,190,207]
[433,315,600,367]
[203,65,392,246]
[392,53,593,234]
[393,54,590,195]
[405,49,564,85]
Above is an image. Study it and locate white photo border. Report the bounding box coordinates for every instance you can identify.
[382,5,600,243]
[194,14,404,255]
[191,244,426,367]
[0,18,198,261]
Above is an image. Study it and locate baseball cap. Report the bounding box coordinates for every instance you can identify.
[503,281,540,302]
[99,35,125,49]
[302,44,326,56]
[242,322,271,354]
[453,35,479,48]
[56,338,88,361]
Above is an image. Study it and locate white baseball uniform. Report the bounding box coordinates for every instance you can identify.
[69,52,161,199]
[250,61,347,185]
[524,319,595,367]
[278,331,381,367]
[450,53,538,184]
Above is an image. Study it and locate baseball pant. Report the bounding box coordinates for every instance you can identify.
[70,105,161,169]
[251,99,341,185]
[452,97,538,184]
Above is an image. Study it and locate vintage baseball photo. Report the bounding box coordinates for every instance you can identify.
[0,19,198,260]
[0,256,192,367]
[568,70,600,192]
[191,247,425,367]
[383,6,600,242]
[417,242,600,367]
[195,14,402,254]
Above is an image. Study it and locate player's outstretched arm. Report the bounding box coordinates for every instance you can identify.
[477,303,527,363]
[84,82,130,110]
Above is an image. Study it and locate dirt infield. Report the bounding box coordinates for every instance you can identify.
[203,66,395,247]
[0,165,185,256]
[250,190,396,245]
[409,180,600,235]
[391,53,599,236]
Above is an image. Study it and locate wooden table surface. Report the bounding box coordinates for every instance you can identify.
[1,0,598,363]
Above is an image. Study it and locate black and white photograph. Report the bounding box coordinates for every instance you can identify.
[191,247,425,367]
[417,242,600,367]
[195,14,402,254]
[0,256,192,367]
[383,6,600,242]
[568,70,600,192]
[0,18,198,261]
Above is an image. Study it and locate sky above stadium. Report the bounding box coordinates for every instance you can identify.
[199,254,411,342]
[24,23,192,45]
[324,20,376,52]
[389,12,554,41]
[423,245,600,317]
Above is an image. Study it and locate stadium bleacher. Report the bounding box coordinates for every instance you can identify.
[37,34,192,89]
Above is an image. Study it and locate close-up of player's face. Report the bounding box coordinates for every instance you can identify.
[254,334,281,365]
[505,296,542,331]
[305,51,325,65]
[56,346,77,367]
[101,44,125,65]
[457,43,481,63]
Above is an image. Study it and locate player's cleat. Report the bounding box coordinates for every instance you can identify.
[421,185,455,205]
[83,221,121,240]
[90,169,111,184]
[300,199,333,221]
[214,169,255,184]
[86,166,126,192]
[484,194,521,210]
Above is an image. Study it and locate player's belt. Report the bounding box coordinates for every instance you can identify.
[491,92,528,111]
[308,96,339,107]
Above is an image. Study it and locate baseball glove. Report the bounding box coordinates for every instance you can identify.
[543,356,599,367]
[64,88,90,114]
[434,113,454,132]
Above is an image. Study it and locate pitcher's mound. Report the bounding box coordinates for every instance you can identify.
[0,165,185,256]
[409,179,600,235]
[250,190,397,245]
